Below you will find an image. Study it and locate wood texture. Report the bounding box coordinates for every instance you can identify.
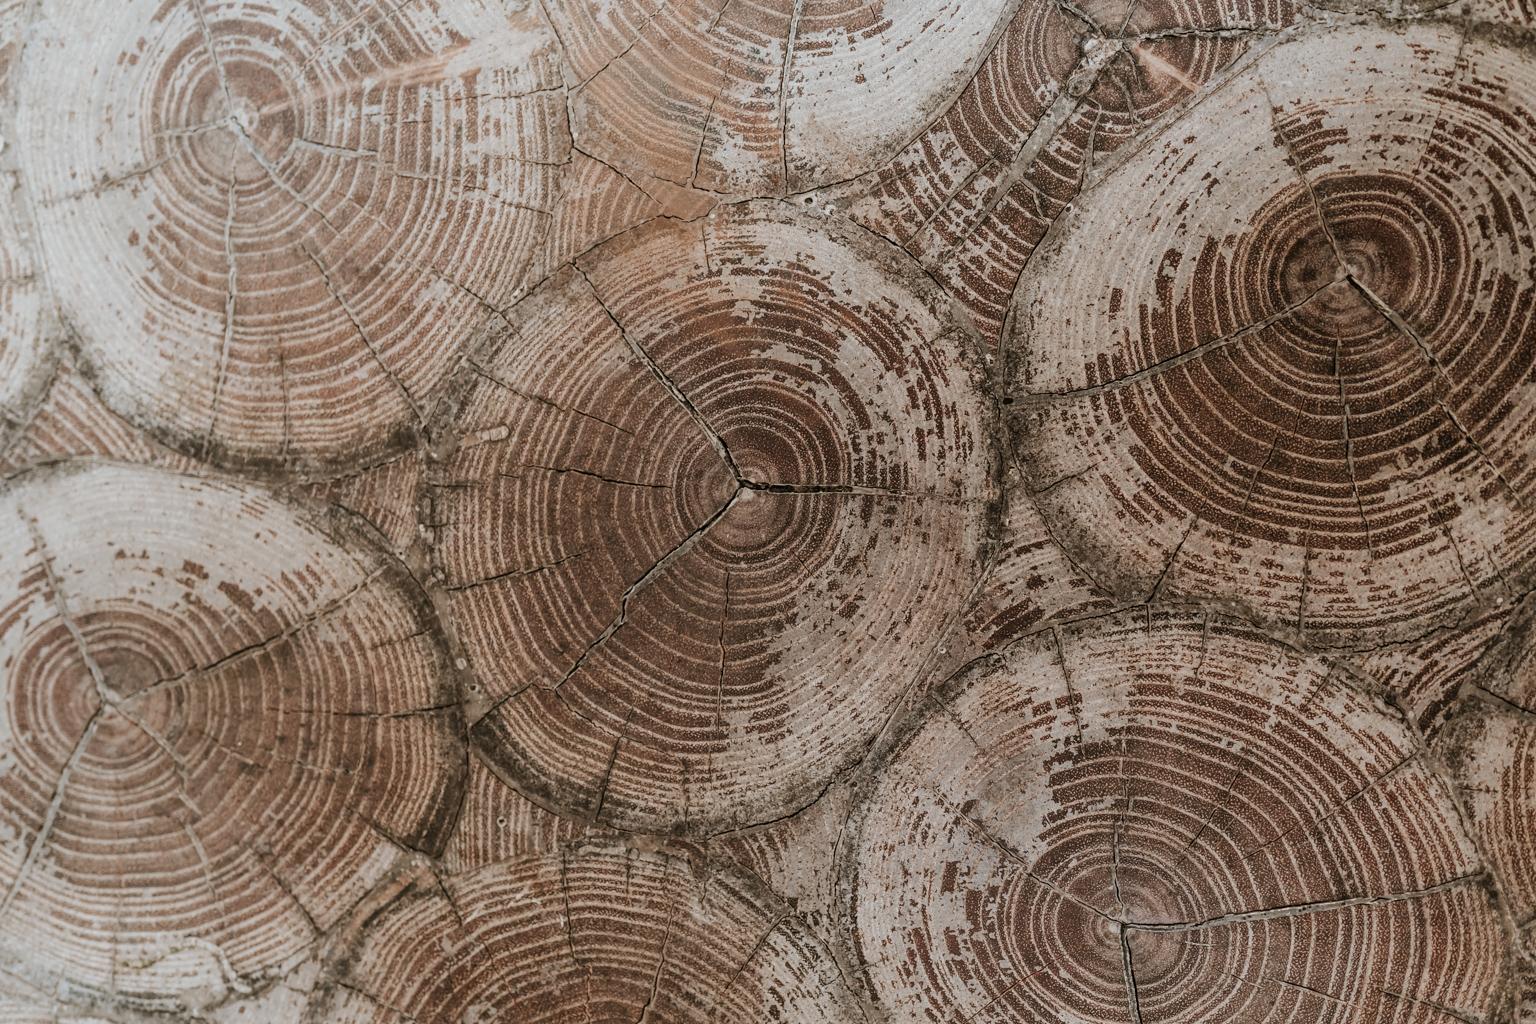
[0,0,1532,1021]
[430,200,996,835]
[1010,23,1536,647]
[16,0,565,472]
[0,462,463,1012]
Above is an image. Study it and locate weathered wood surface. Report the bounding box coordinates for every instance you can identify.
[0,0,1533,1021]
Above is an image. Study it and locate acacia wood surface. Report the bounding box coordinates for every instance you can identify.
[0,1,1533,1022]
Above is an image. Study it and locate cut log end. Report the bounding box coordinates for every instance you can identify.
[843,610,1507,1024]
[432,200,999,835]
[16,0,566,473]
[1009,24,1536,647]
[0,461,464,1011]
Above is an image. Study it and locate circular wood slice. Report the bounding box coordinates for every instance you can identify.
[0,461,464,1011]
[1008,23,1536,646]
[841,610,1505,1024]
[548,0,1013,195]
[15,0,566,473]
[316,838,863,1023]
[431,200,996,835]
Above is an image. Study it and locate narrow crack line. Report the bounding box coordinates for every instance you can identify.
[1348,273,1522,506]
[573,0,672,92]
[1147,515,1196,601]
[571,264,741,480]
[551,488,743,691]
[0,709,103,921]
[634,899,677,1024]
[558,845,599,1024]
[443,551,586,594]
[904,151,1001,249]
[1169,763,1241,869]
[1446,529,1483,607]
[1111,759,1130,918]
[498,464,670,490]
[43,155,177,205]
[1015,276,1339,403]
[1264,81,1348,268]
[1105,58,1149,131]
[1114,0,1144,35]
[190,0,235,108]
[713,569,730,732]
[689,74,729,189]
[336,201,547,337]
[1470,683,1536,723]
[922,688,987,752]
[1031,461,1101,497]
[1334,336,1375,558]
[349,802,420,856]
[1119,22,1284,41]
[1128,870,1482,931]
[1407,20,1473,185]
[228,113,345,239]
[1272,975,1358,1008]
[301,244,426,426]
[570,141,668,210]
[1239,750,1415,861]
[1296,531,1312,632]
[1231,430,1282,547]
[120,703,199,800]
[1055,0,1106,31]
[948,967,1056,1024]
[249,843,321,938]
[715,914,788,1003]
[23,516,116,706]
[125,567,388,702]
[707,0,737,32]
[291,137,380,159]
[177,817,236,952]
[206,150,241,454]
[777,0,806,196]
[936,789,1115,923]
[277,344,292,461]
[298,700,462,720]
[466,362,636,437]
[1120,923,1144,1024]
[590,708,633,825]
[1380,987,1484,1024]
[1051,627,1087,744]
[739,478,975,502]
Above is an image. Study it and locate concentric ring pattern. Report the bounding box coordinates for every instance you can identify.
[0,462,463,1009]
[315,838,863,1023]
[16,0,565,471]
[548,0,1013,195]
[434,199,996,834]
[843,611,1505,1023]
[1010,24,1536,645]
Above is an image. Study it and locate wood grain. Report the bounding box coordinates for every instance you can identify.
[0,462,463,1011]
[0,1,1532,1020]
